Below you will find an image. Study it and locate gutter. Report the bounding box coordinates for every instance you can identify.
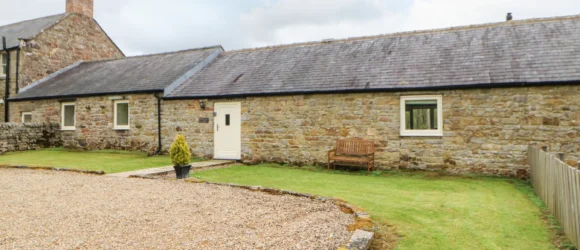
[2,37,11,122]
[9,89,163,102]
[162,80,580,100]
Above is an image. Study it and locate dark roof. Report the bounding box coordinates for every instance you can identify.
[0,13,69,49]
[167,15,580,98]
[11,46,223,100]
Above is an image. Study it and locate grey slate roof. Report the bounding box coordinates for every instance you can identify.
[0,13,69,49]
[11,46,223,100]
[167,15,580,98]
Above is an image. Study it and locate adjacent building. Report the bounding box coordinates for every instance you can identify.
[0,0,124,122]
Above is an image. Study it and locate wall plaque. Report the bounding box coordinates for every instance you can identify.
[199,117,210,123]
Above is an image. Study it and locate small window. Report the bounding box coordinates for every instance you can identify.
[61,102,76,130]
[22,112,32,123]
[1,53,6,77]
[225,114,230,126]
[114,100,130,130]
[400,96,443,137]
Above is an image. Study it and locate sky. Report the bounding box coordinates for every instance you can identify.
[1,0,579,56]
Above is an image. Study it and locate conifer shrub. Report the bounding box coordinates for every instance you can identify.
[169,135,191,166]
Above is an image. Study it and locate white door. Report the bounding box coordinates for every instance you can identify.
[214,102,241,160]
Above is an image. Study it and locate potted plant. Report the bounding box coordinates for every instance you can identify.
[169,134,192,179]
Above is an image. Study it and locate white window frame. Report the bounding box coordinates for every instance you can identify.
[61,102,76,131]
[0,53,6,77]
[400,95,443,137]
[21,112,32,123]
[113,100,130,130]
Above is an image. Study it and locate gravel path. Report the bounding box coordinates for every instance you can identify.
[0,169,352,249]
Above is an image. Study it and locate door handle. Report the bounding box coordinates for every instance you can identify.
[217,124,219,131]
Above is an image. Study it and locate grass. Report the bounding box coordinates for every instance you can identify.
[0,147,200,174]
[193,164,555,250]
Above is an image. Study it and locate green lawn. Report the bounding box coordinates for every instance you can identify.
[0,148,198,174]
[194,164,554,250]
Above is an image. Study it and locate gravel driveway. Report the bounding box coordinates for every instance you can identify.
[0,169,352,249]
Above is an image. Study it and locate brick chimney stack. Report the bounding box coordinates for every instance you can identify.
[66,0,94,18]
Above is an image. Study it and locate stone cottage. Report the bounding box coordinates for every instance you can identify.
[0,0,124,122]
[8,14,580,177]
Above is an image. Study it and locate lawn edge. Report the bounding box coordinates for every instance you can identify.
[129,174,375,250]
[510,179,576,249]
[189,179,377,250]
[0,165,106,175]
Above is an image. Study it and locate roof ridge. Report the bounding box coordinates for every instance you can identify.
[0,13,68,29]
[224,13,580,54]
[82,45,224,64]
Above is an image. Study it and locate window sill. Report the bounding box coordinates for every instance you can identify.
[61,128,76,131]
[114,127,130,131]
[400,131,443,137]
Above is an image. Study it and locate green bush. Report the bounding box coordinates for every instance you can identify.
[169,135,191,166]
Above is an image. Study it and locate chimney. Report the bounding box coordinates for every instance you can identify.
[66,0,94,17]
[506,13,513,21]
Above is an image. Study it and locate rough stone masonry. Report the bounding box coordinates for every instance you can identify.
[0,123,62,154]
[10,84,580,178]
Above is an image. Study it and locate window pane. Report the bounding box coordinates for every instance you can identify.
[225,114,230,126]
[23,114,32,123]
[64,105,75,127]
[116,103,129,126]
[405,100,437,130]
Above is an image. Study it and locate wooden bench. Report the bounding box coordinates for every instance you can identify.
[328,139,375,172]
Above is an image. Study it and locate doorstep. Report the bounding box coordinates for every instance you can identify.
[107,160,234,178]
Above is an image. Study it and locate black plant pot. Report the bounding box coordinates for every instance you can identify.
[174,164,192,179]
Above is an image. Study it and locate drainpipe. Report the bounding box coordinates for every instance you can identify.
[153,92,163,155]
[15,48,20,94]
[2,37,11,122]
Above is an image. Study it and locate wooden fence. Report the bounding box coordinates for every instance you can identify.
[528,145,580,247]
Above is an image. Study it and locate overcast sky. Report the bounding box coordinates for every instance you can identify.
[2,0,579,56]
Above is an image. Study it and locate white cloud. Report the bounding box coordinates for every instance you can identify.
[403,0,580,31]
[240,0,393,46]
[239,0,580,48]
[2,0,580,55]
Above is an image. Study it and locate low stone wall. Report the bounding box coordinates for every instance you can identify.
[0,123,62,154]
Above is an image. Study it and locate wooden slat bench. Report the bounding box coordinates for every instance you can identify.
[328,139,375,172]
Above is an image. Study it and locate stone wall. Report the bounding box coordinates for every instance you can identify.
[9,94,160,152]
[9,85,580,177]
[4,13,122,122]
[161,85,580,178]
[0,123,62,154]
[19,13,123,89]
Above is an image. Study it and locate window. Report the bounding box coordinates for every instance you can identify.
[400,95,443,137]
[21,112,32,123]
[114,100,130,130]
[61,103,76,130]
[1,53,6,77]
[225,114,230,126]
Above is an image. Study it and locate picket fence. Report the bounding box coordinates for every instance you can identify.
[528,145,580,247]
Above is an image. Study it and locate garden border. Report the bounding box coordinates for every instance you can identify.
[130,174,375,250]
[0,165,106,175]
